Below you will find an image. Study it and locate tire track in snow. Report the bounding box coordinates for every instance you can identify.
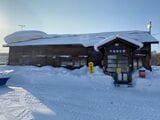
[0,87,34,120]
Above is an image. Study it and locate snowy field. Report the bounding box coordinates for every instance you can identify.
[0,66,160,120]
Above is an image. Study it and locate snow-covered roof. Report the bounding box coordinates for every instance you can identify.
[94,35,143,52]
[4,30,159,49]
[4,31,48,44]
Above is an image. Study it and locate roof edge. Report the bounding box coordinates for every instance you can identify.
[143,41,159,44]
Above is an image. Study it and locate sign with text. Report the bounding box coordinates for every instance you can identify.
[109,48,126,54]
[116,68,122,74]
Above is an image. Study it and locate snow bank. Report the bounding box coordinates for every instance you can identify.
[132,66,160,91]
[7,66,113,87]
[0,70,13,78]
[4,31,48,44]
[1,66,160,120]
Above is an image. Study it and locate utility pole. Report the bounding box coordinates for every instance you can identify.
[18,25,26,30]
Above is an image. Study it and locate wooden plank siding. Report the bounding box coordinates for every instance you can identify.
[8,45,90,68]
[133,43,152,70]
[8,42,152,71]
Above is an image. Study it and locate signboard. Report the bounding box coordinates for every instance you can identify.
[116,68,121,74]
[109,48,126,54]
[88,62,94,74]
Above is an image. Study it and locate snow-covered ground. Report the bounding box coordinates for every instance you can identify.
[0,66,160,120]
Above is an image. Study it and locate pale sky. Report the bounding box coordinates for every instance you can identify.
[0,0,160,52]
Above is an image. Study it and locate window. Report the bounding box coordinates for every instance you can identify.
[133,58,143,70]
[138,58,143,68]
[36,55,46,57]
[59,55,87,67]
[133,59,138,70]
[61,61,73,67]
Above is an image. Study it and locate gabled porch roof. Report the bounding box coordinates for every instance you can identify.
[94,35,143,52]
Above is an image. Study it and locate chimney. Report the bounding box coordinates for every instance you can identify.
[147,21,152,34]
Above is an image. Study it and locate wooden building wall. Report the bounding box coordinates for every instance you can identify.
[8,42,152,70]
[133,43,151,70]
[8,45,90,68]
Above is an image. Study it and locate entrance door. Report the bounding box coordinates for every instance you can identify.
[106,54,131,84]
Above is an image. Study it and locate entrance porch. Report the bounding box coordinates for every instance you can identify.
[94,35,144,85]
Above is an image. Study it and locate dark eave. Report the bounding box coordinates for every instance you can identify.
[143,41,159,44]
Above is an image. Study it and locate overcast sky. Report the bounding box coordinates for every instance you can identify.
[0,0,160,52]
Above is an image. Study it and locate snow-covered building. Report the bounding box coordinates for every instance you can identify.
[4,30,159,84]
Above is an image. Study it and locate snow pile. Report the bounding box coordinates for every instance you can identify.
[0,66,160,120]
[4,31,48,44]
[133,66,160,91]
[0,70,13,78]
[8,66,113,87]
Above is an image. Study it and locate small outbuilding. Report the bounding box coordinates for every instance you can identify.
[4,30,159,84]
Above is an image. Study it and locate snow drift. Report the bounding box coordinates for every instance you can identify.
[0,66,160,120]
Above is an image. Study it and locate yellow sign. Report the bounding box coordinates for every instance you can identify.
[88,62,94,74]
[116,68,121,74]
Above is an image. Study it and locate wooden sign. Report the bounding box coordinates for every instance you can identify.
[116,68,121,74]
